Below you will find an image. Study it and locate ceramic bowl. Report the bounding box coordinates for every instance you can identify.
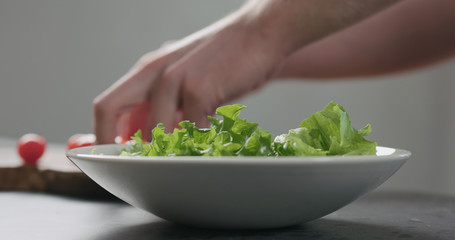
[66,145,410,229]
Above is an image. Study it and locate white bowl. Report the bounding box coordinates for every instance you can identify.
[66,145,410,229]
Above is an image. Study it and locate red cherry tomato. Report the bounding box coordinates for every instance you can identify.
[17,133,47,165]
[67,133,96,150]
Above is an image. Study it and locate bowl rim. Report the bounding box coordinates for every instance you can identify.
[66,145,411,166]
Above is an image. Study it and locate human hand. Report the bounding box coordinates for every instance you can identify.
[93,6,290,144]
[94,0,392,144]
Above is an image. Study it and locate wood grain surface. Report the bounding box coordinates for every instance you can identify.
[0,146,110,198]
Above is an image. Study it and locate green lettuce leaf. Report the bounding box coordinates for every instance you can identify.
[121,101,376,157]
[298,101,376,155]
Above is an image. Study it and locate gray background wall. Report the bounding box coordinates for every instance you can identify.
[1,1,454,196]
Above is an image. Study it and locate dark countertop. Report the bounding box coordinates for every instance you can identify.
[1,190,454,240]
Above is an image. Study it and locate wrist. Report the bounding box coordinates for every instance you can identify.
[234,0,309,58]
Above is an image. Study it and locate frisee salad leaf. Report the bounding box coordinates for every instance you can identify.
[120,101,377,157]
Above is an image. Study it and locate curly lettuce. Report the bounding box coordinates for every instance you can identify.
[120,101,376,157]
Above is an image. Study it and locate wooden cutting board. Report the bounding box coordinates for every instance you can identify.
[0,146,111,198]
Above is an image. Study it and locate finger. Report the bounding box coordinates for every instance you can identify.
[93,102,118,144]
[120,101,150,141]
[172,108,183,129]
[182,83,211,129]
[147,71,181,137]
[183,104,211,128]
[93,63,162,144]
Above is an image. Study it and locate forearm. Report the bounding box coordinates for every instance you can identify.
[236,0,400,59]
[275,0,455,79]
